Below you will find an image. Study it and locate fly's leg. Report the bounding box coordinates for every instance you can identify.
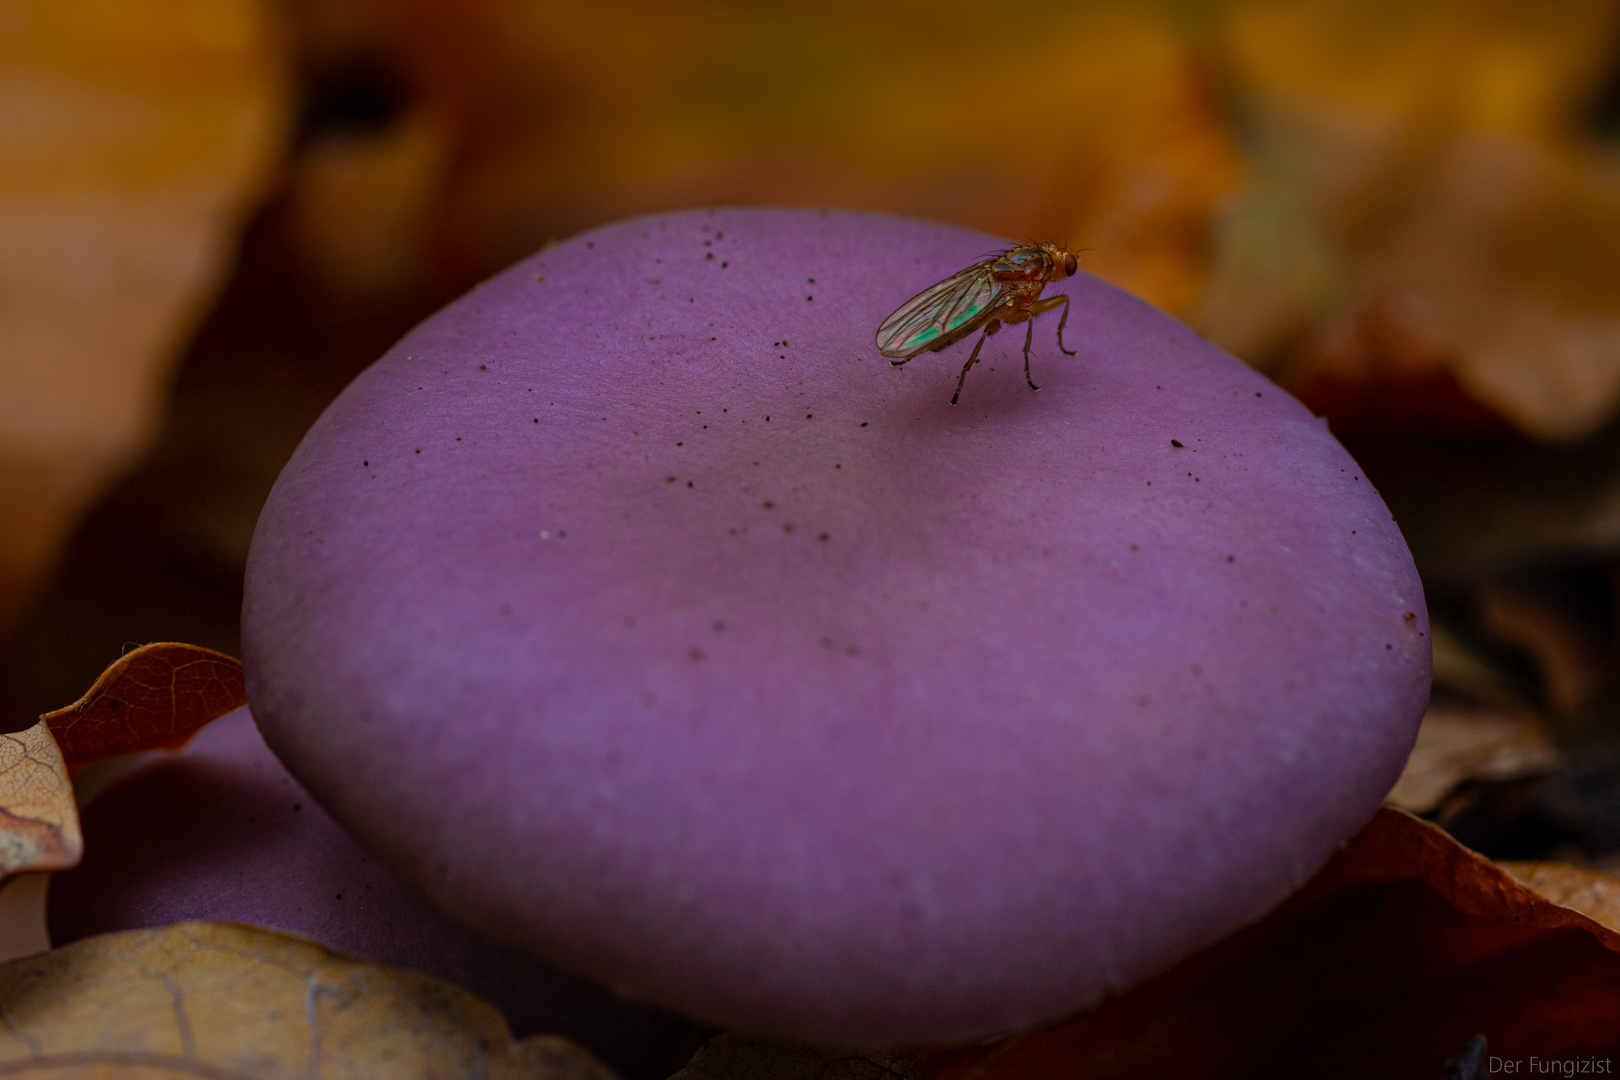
[1022,319,1040,393]
[888,357,910,368]
[1054,293,1077,356]
[1014,294,1073,394]
[1022,294,1077,360]
[951,321,999,406]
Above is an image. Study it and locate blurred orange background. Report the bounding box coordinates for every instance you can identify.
[4,0,1620,774]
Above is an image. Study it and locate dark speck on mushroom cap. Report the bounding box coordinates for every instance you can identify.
[243,208,1430,1045]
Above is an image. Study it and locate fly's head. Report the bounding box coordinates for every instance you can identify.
[1042,244,1079,282]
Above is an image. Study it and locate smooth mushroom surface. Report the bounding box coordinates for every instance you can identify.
[47,706,702,1080]
[243,208,1430,1045]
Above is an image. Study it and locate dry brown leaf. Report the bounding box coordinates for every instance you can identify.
[672,1034,918,1080]
[1500,861,1620,934]
[0,720,80,877]
[41,642,245,768]
[914,807,1620,1078]
[1429,619,1534,708]
[1477,587,1609,713]
[0,0,288,635]
[0,920,620,1079]
[1346,425,1620,590]
[1387,704,1561,814]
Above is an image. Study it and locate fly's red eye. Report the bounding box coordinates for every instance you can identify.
[1063,253,1077,276]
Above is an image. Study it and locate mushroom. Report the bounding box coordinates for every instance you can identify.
[242,209,1430,1044]
[47,706,703,1080]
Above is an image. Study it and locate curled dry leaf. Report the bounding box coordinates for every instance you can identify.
[1386,704,1562,814]
[40,642,245,769]
[0,721,79,876]
[914,808,1620,1079]
[0,920,620,1080]
[671,1033,919,1080]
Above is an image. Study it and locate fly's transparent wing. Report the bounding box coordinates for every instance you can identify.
[875,260,1004,359]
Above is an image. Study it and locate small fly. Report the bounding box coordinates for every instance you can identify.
[875,243,1079,405]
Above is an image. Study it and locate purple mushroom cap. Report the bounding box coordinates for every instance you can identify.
[242,208,1430,1045]
[47,707,701,1080]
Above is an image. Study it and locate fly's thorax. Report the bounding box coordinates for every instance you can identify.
[991,245,1053,283]
[1005,280,1047,310]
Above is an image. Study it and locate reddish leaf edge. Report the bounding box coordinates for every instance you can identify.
[41,642,246,770]
[911,806,1620,1078]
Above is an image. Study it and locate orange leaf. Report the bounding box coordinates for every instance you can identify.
[357,2,1239,317]
[915,808,1620,1078]
[1196,2,1620,442]
[0,721,79,877]
[41,643,245,768]
[0,921,617,1079]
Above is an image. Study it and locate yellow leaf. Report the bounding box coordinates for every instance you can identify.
[0,921,622,1079]
[1198,0,1620,441]
[0,0,288,634]
[0,721,80,877]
